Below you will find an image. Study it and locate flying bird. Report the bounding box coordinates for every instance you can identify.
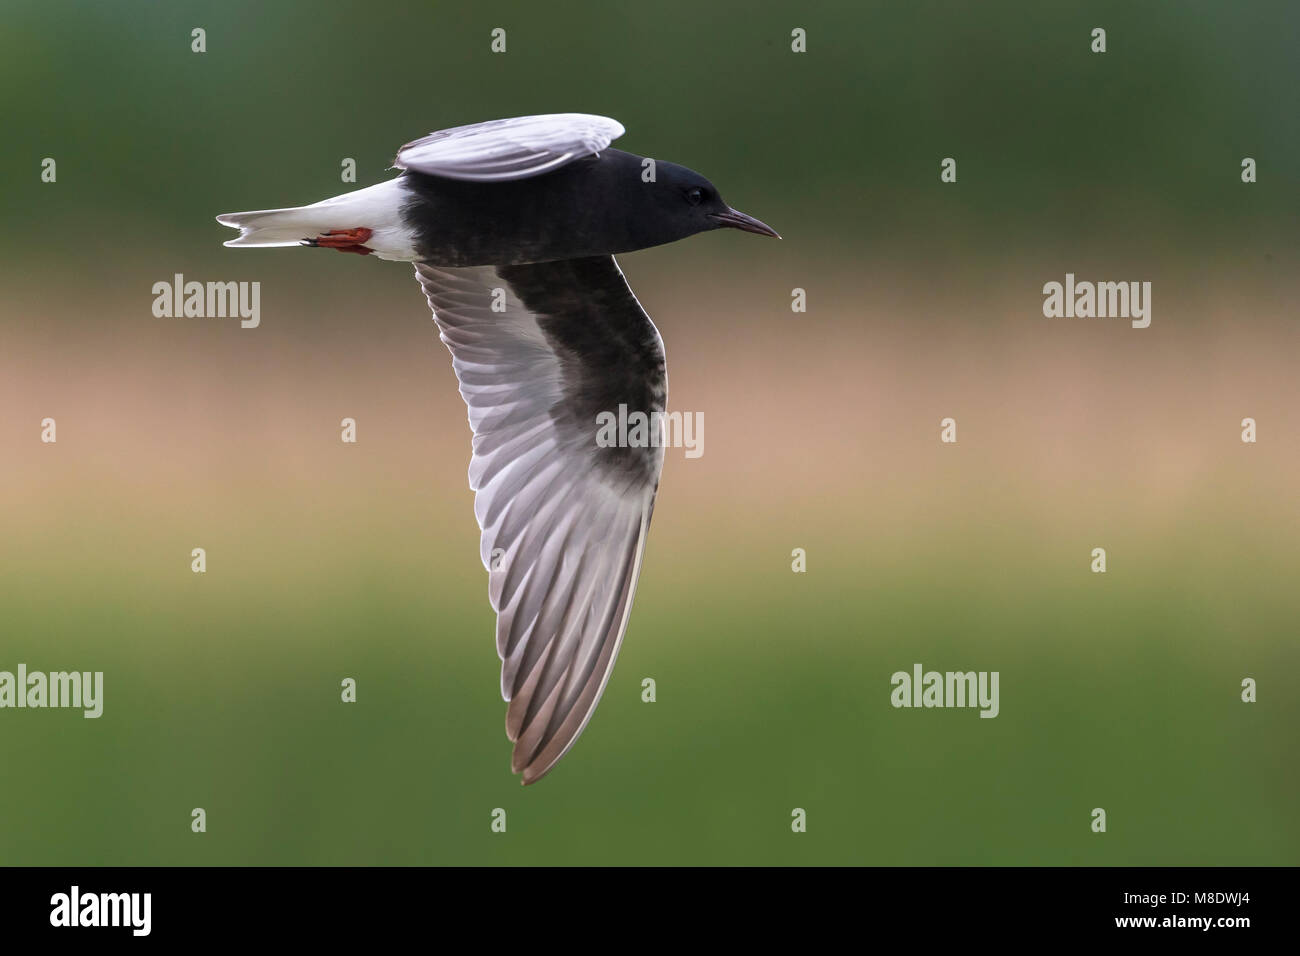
[217,113,778,783]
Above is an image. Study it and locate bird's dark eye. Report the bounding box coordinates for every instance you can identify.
[685,187,705,206]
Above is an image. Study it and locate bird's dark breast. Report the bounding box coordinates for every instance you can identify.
[402,167,619,267]
[497,257,666,488]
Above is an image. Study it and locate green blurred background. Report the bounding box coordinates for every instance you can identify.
[1,0,1297,864]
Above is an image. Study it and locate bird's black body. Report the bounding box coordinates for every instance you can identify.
[401,149,732,267]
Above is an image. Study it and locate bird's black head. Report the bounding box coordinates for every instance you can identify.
[604,153,780,252]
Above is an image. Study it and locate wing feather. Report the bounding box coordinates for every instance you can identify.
[396,114,626,182]
[415,255,665,784]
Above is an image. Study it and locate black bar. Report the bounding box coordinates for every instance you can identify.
[0,866,1280,941]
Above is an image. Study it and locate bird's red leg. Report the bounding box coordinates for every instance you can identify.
[305,227,374,255]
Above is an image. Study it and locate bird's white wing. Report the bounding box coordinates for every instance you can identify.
[415,255,665,784]
[395,113,626,182]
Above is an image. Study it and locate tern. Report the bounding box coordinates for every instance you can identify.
[217,113,778,783]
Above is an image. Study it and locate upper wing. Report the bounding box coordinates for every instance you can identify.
[415,255,666,784]
[395,113,626,182]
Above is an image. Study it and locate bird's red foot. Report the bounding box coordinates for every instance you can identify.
[305,227,374,255]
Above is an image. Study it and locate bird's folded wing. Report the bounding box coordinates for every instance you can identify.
[415,256,665,784]
[395,113,625,182]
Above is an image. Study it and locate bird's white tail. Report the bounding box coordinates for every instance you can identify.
[216,206,332,248]
[216,179,420,260]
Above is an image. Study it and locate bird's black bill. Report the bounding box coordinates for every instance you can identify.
[710,208,781,239]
